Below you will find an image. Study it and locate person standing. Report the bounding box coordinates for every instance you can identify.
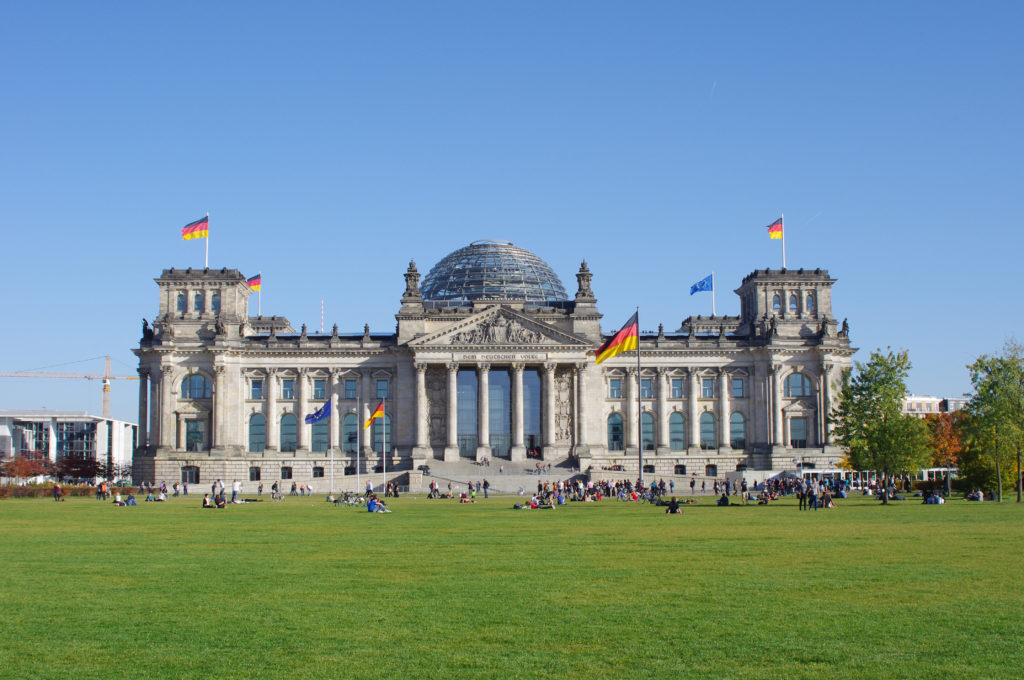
[258,482,263,498]
[231,479,240,503]
[483,478,490,499]
[53,482,62,502]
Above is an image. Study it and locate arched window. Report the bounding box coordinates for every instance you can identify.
[181,374,211,399]
[789,294,798,312]
[372,413,391,454]
[641,412,655,451]
[177,292,187,313]
[700,413,716,450]
[194,292,205,312]
[248,414,266,453]
[342,414,358,453]
[772,294,781,311]
[669,412,685,451]
[211,292,221,313]
[280,414,297,452]
[805,293,815,313]
[730,412,746,449]
[311,421,328,452]
[784,373,814,398]
[607,413,624,451]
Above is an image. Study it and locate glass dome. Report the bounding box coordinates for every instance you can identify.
[421,240,568,303]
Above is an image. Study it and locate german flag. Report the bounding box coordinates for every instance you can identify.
[246,274,261,291]
[595,312,639,364]
[181,215,209,240]
[766,217,783,240]
[364,401,384,429]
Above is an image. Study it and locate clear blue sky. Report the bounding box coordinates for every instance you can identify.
[2,1,1022,422]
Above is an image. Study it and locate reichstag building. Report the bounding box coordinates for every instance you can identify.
[133,240,854,487]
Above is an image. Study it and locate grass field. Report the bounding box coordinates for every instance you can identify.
[1,492,1022,680]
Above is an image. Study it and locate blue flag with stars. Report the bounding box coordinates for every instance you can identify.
[690,274,713,295]
[304,398,332,424]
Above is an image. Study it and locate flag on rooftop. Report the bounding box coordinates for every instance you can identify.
[181,215,209,240]
[766,217,783,240]
[595,312,639,365]
[690,274,713,295]
[246,274,261,291]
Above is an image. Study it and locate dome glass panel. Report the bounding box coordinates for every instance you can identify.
[421,240,568,303]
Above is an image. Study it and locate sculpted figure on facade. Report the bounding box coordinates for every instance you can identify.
[448,315,544,345]
[426,367,446,446]
[554,368,573,444]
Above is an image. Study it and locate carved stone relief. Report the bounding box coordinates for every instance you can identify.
[554,366,574,445]
[448,314,545,345]
[426,366,447,446]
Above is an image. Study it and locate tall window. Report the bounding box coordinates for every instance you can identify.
[249,466,261,482]
[772,294,781,311]
[789,294,798,312]
[280,414,297,452]
[376,379,389,399]
[806,293,815,313]
[248,414,266,452]
[641,412,655,450]
[731,378,744,398]
[281,379,294,400]
[185,419,205,451]
[671,378,683,398]
[211,292,221,312]
[344,380,357,399]
[609,378,622,399]
[311,421,328,452]
[313,379,326,400]
[702,378,714,399]
[790,417,808,448]
[640,379,653,399]
[457,370,478,457]
[730,412,746,449]
[342,413,358,453]
[669,412,685,451]
[372,413,392,453]
[181,374,211,399]
[607,413,624,451]
[194,293,204,312]
[784,374,813,397]
[250,379,263,400]
[177,292,187,313]
[699,413,716,450]
[55,421,96,458]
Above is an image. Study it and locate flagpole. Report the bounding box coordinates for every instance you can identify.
[258,271,262,316]
[636,306,643,486]
[711,272,717,316]
[356,400,361,495]
[382,396,387,492]
[204,212,209,269]
[781,213,787,268]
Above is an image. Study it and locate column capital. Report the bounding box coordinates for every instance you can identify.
[161,365,174,377]
[543,361,557,373]
[297,367,308,377]
[656,366,669,376]
[575,362,587,373]
[214,365,227,375]
[446,362,459,373]
[477,362,491,373]
[414,362,428,374]
[138,367,150,378]
[511,363,525,374]
[330,367,343,377]
[625,366,638,376]
[266,367,278,377]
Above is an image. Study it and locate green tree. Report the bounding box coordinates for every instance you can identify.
[830,348,932,502]
[963,341,1024,502]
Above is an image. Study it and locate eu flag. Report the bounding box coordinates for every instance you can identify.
[690,274,713,295]
[304,398,332,424]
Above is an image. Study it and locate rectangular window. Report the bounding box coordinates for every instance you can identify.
[376,379,389,399]
[280,466,293,480]
[790,417,808,448]
[313,379,326,400]
[671,378,683,398]
[731,378,744,398]
[249,467,261,482]
[609,378,622,399]
[250,379,263,400]
[312,466,324,478]
[640,378,652,399]
[344,380,357,399]
[281,379,294,400]
[702,378,714,399]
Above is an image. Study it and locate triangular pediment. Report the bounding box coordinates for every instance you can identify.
[409,306,590,348]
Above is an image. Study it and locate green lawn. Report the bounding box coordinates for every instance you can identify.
[1,493,1021,679]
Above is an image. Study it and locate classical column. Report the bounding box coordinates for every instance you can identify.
[510,363,526,461]
[161,366,175,449]
[296,369,308,451]
[265,368,278,451]
[543,363,557,452]
[821,362,834,446]
[213,364,226,450]
[361,370,373,456]
[688,369,700,453]
[414,363,429,451]
[771,365,784,447]
[445,363,459,461]
[176,413,185,451]
[719,369,731,450]
[328,370,339,451]
[575,363,588,454]
[625,367,638,451]
[476,363,491,460]
[656,368,669,452]
[149,376,160,449]
[137,368,149,449]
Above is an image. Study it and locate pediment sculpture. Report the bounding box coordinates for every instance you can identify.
[448,314,544,345]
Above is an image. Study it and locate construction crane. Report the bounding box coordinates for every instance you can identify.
[0,355,139,419]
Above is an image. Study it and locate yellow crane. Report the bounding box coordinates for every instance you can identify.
[0,355,139,419]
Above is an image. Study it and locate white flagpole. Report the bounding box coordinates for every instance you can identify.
[258,271,262,316]
[382,397,387,492]
[781,213,787,268]
[711,272,717,316]
[356,401,361,495]
[204,212,209,269]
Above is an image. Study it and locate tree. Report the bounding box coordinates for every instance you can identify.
[963,341,1024,502]
[924,412,963,495]
[830,348,932,502]
[1,452,50,484]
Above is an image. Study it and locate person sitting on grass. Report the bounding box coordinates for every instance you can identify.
[125,493,137,506]
[145,491,155,502]
[202,494,213,508]
[215,494,226,508]
[155,491,167,502]
[665,497,682,514]
[112,493,126,507]
[716,493,730,506]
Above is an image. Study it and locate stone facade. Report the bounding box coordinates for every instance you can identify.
[133,255,855,489]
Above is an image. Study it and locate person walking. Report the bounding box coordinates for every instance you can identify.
[483,479,489,499]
